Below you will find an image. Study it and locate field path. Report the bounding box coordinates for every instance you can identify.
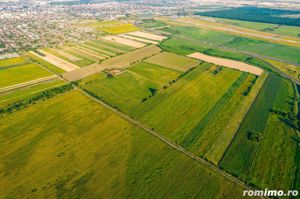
[30,51,80,72]
[0,75,58,93]
[78,87,266,199]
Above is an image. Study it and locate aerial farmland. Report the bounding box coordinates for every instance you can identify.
[1,1,300,199]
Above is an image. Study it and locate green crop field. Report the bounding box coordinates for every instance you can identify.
[0,80,66,108]
[0,62,52,88]
[81,62,182,112]
[130,63,242,144]
[161,26,300,64]
[0,90,249,198]
[187,73,267,164]
[145,51,200,72]
[220,73,299,191]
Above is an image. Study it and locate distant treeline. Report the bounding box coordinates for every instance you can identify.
[196,7,300,27]
[50,0,92,6]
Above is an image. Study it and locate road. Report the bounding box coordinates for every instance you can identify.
[78,88,266,199]
[0,75,58,93]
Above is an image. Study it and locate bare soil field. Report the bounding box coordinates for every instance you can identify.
[188,52,263,75]
[127,31,167,41]
[63,45,161,81]
[103,36,146,48]
[30,50,80,72]
[119,34,158,45]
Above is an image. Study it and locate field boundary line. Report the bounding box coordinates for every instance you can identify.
[78,87,267,199]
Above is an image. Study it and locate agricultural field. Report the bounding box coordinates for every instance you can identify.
[145,52,200,72]
[0,90,249,199]
[0,57,52,88]
[42,48,95,67]
[220,73,299,191]
[208,17,300,38]
[188,73,267,165]
[0,79,66,108]
[25,53,65,74]
[262,58,300,81]
[81,62,182,112]
[100,23,140,34]
[139,19,168,29]
[130,63,243,143]
[103,35,146,48]
[160,25,300,64]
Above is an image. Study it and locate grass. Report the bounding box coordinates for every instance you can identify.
[81,62,181,113]
[145,51,200,72]
[0,57,27,68]
[0,80,66,108]
[219,73,288,179]
[0,90,248,198]
[161,25,300,64]
[100,23,139,34]
[130,63,242,144]
[25,53,65,74]
[0,63,52,88]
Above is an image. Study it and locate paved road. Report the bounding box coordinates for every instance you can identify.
[0,75,58,93]
[78,88,266,199]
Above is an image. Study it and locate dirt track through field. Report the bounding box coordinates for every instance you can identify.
[30,50,80,72]
[188,52,263,75]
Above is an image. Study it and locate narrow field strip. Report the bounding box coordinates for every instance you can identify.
[88,40,125,54]
[75,46,107,59]
[53,48,82,62]
[81,43,115,57]
[103,35,146,48]
[188,52,263,75]
[30,50,80,72]
[119,34,159,44]
[0,75,58,93]
[127,31,167,41]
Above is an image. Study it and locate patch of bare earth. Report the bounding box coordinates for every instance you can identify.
[188,52,263,75]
